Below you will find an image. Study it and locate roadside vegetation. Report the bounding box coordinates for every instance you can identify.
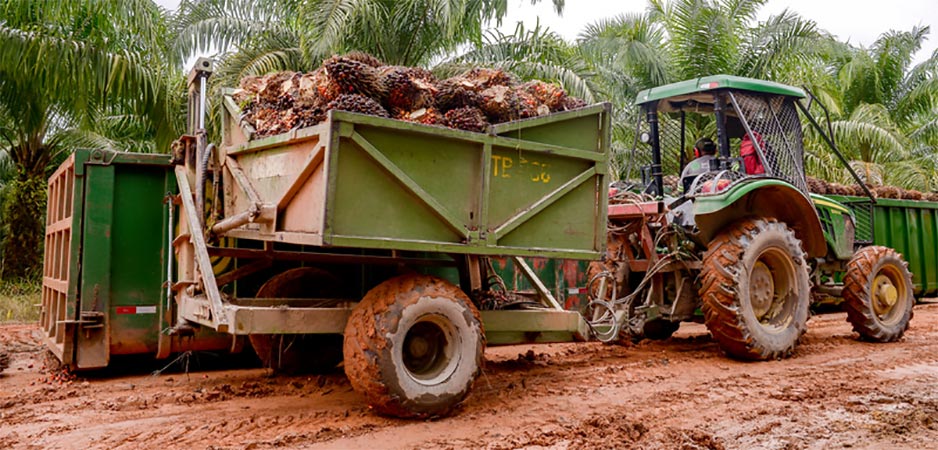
[0,276,40,322]
[0,0,936,281]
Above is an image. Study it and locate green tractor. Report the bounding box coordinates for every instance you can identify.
[588,75,914,359]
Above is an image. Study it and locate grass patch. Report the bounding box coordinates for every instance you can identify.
[0,278,41,322]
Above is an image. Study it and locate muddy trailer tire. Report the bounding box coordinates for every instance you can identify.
[843,246,914,342]
[343,274,484,419]
[700,218,810,360]
[0,349,8,374]
[249,267,344,374]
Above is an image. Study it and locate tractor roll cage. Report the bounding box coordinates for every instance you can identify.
[629,75,876,203]
[633,87,808,197]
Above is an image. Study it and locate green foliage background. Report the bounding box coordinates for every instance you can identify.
[0,0,936,279]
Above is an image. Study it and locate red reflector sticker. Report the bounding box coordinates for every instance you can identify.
[115,306,157,314]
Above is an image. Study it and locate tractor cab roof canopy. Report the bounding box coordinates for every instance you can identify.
[636,75,806,113]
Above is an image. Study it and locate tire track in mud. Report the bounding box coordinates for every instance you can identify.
[2,304,938,449]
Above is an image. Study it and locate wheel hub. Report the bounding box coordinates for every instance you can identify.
[872,274,899,315]
[402,318,455,383]
[408,335,430,359]
[750,261,775,318]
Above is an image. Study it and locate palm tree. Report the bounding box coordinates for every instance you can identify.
[174,0,566,84]
[576,0,822,179]
[0,0,176,277]
[802,27,938,190]
[436,23,595,102]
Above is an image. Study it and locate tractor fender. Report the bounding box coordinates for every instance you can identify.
[693,179,826,258]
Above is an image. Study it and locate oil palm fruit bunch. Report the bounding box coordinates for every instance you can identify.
[480,86,539,123]
[381,66,438,111]
[294,104,327,128]
[298,68,340,104]
[237,53,589,136]
[326,94,390,118]
[257,71,297,107]
[344,50,385,68]
[435,77,483,111]
[806,176,829,194]
[562,96,588,110]
[395,107,443,126]
[463,67,516,90]
[322,56,386,100]
[903,189,923,200]
[443,107,490,132]
[874,185,902,199]
[521,80,567,111]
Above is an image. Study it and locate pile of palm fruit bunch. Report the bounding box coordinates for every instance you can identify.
[806,176,938,201]
[232,52,587,138]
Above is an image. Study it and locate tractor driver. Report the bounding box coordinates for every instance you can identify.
[681,137,717,189]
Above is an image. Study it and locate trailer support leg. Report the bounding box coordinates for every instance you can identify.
[175,166,229,332]
[512,256,563,310]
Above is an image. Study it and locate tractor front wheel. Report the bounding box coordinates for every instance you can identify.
[700,218,810,360]
[343,274,484,419]
[843,246,914,342]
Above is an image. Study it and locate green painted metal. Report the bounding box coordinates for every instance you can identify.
[220,93,610,260]
[692,179,827,257]
[46,149,233,369]
[810,194,854,260]
[636,75,806,106]
[827,195,938,297]
[314,107,610,260]
[488,257,593,311]
[693,179,796,215]
[480,310,586,345]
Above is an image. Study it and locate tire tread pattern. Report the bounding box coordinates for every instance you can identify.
[343,274,484,418]
[843,246,914,342]
[700,218,808,360]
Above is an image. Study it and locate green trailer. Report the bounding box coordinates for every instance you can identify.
[42,61,611,419]
[41,150,235,369]
[826,195,938,297]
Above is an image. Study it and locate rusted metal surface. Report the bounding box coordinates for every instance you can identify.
[489,257,593,312]
[607,201,665,220]
[41,154,78,364]
[175,166,229,332]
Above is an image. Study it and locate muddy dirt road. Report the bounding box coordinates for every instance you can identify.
[3,304,938,450]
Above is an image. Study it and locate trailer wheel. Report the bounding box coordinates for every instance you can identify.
[843,246,914,342]
[700,218,810,360]
[249,267,344,374]
[343,274,484,419]
[0,349,9,374]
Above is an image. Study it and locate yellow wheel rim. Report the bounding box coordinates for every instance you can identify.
[870,265,909,325]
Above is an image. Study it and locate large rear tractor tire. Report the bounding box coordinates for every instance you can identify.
[843,246,914,342]
[700,218,811,360]
[249,267,344,374]
[343,274,484,419]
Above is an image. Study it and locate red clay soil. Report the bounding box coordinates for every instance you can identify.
[3,304,938,449]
